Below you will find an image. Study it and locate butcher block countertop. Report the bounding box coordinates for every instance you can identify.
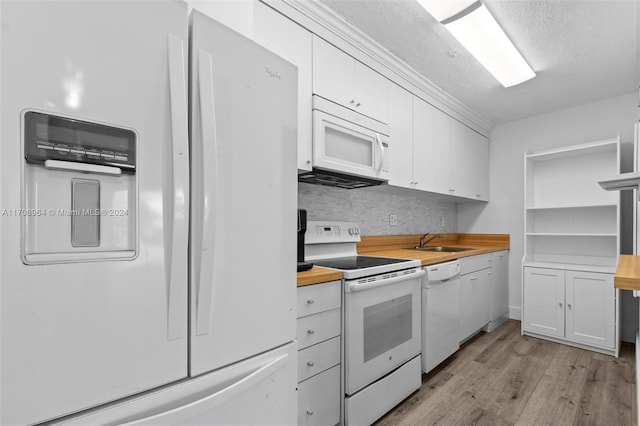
[614,255,640,290]
[297,266,343,287]
[297,233,509,287]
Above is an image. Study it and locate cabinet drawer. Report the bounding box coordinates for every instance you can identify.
[298,336,340,382]
[298,365,341,426]
[297,280,341,318]
[460,254,491,274]
[297,308,341,350]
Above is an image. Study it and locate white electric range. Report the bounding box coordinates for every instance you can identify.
[305,221,423,425]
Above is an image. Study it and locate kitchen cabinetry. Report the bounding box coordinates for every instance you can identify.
[387,84,488,201]
[522,137,620,356]
[484,250,509,332]
[296,280,342,426]
[459,254,491,342]
[523,267,616,352]
[312,36,388,123]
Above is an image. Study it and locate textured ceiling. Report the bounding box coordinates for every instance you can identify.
[317,0,640,125]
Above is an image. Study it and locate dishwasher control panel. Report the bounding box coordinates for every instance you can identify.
[425,260,461,281]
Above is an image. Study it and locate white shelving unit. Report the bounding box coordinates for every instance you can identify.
[522,137,620,356]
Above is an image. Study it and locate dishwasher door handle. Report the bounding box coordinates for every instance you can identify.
[347,269,426,292]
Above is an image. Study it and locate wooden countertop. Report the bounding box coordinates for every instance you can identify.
[297,233,509,286]
[297,266,343,287]
[614,255,640,290]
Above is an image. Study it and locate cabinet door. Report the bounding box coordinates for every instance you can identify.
[412,96,437,192]
[312,36,355,109]
[354,61,388,123]
[490,251,509,321]
[432,107,452,194]
[565,271,615,348]
[467,130,489,201]
[523,267,565,338]
[448,118,467,197]
[475,270,491,328]
[253,2,313,171]
[387,84,414,188]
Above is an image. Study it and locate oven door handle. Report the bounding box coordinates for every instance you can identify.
[347,269,426,292]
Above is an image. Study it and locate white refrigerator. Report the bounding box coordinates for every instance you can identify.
[0,2,297,425]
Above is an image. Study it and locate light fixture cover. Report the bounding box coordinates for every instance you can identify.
[418,1,536,87]
[415,0,476,22]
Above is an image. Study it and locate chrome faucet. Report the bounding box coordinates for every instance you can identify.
[419,232,443,248]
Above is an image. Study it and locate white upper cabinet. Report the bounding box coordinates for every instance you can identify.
[252,2,313,171]
[449,119,489,200]
[312,36,388,123]
[390,88,489,201]
[411,96,437,192]
[387,83,413,188]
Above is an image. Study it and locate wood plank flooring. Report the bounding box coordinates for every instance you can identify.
[374,320,636,426]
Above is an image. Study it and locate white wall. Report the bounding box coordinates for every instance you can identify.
[458,92,638,340]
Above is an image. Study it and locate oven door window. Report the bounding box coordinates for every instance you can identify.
[363,294,412,362]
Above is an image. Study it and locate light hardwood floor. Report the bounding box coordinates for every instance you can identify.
[375,320,636,426]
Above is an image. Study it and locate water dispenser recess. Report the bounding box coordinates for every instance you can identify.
[22,111,138,264]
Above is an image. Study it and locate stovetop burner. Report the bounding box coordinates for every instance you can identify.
[312,255,410,270]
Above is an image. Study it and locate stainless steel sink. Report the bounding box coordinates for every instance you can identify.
[414,246,474,252]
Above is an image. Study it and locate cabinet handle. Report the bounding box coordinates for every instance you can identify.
[476,194,482,198]
[567,304,572,309]
[488,272,493,275]
[307,329,315,335]
[307,361,315,367]
[306,160,311,164]
[356,102,361,107]
[559,302,563,307]
[470,276,478,281]
[350,99,355,104]
[306,299,315,305]
[307,409,314,416]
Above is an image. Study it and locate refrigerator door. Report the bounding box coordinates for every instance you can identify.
[0,2,189,424]
[189,10,297,376]
[53,343,297,426]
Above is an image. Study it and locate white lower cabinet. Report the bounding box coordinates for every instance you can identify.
[459,254,491,342]
[296,280,341,426]
[523,267,617,354]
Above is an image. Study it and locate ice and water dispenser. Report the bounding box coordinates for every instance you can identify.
[22,112,137,263]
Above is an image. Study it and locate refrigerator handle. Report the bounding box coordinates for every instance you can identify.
[194,49,218,336]
[119,353,289,425]
[166,34,190,341]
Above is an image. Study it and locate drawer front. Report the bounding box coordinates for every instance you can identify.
[298,365,341,426]
[297,280,341,318]
[460,254,491,274]
[298,336,340,382]
[297,308,341,350]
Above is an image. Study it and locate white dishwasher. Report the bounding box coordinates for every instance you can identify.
[422,260,462,373]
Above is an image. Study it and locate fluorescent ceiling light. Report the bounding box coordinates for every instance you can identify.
[418,0,536,88]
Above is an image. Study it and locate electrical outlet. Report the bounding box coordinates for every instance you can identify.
[441,216,446,228]
[389,214,398,226]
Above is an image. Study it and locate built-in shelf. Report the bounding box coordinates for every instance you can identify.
[526,232,618,237]
[526,203,617,211]
[525,139,618,162]
[523,260,616,274]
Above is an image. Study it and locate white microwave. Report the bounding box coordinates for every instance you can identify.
[301,96,389,189]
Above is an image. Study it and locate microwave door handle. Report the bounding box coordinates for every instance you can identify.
[165,34,189,341]
[193,49,219,336]
[375,133,384,173]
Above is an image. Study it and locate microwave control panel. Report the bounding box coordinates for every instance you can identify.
[24,111,136,174]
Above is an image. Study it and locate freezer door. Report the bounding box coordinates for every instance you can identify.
[52,343,297,426]
[0,2,189,425]
[189,10,297,376]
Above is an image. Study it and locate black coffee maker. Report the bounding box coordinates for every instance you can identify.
[297,209,313,272]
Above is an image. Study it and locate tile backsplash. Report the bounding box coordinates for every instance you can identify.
[298,183,457,235]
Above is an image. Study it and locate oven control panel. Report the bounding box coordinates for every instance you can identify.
[305,221,361,244]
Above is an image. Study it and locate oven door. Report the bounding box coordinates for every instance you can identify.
[344,269,424,395]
